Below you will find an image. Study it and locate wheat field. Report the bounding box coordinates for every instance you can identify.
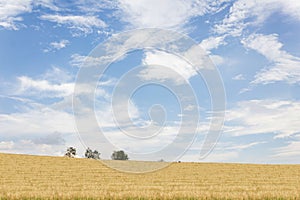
[0,153,299,199]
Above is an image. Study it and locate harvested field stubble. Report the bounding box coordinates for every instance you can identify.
[0,153,299,199]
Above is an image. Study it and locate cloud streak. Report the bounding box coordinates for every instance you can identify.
[40,14,106,36]
[242,33,300,84]
[0,0,32,30]
[16,76,74,98]
[214,0,300,37]
[225,99,300,138]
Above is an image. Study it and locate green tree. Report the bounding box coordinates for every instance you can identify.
[85,147,100,159]
[65,147,76,158]
[111,150,129,160]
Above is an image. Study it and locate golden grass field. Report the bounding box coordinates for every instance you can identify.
[0,153,300,199]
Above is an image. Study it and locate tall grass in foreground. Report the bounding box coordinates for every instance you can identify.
[0,153,299,199]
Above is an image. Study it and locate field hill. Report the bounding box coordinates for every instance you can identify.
[0,153,299,199]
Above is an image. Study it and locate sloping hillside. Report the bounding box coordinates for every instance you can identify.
[0,153,299,199]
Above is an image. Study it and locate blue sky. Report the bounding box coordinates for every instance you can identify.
[0,0,300,164]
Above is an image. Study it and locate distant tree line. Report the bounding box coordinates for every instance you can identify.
[64,147,129,160]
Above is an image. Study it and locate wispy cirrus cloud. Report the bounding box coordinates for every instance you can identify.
[225,99,300,138]
[273,139,300,159]
[40,14,106,36]
[232,74,245,81]
[185,140,266,163]
[0,0,61,30]
[69,54,108,68]
[0,0,32,30]
[242,33,300,84]
[74,0,118,13]
[214,0,300,37]
[224,141,266,150]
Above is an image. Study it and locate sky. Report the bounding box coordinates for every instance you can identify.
[0,0,300,164]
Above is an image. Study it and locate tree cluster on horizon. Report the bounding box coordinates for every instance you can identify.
[64,147,129,161]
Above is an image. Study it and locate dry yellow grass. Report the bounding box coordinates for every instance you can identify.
[0,153,300,199]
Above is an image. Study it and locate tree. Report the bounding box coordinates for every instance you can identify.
[85,147,93,158]
[65,147,76,158]
[92,150,100,160]
[85,147,100,159]
[111,150,129,160]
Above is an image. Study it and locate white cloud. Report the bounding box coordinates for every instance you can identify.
[15,69,110,100]
[184,104,196,111]
[0,0,62,30]
[273,140,300,158]
[199,36,227,66]
[40,14,106,36]
[182,150,239,162]
[117,0,230,29]
[44,40,70,52]
[0,141,14,150]
[232,74,245,80]
[33,132,65,145]
[16,76,74,98]
[35,0,60,11]
[0,68,112,156]
[184,139,267,162]
[0,106,75,136]
[42,66,73,83]
[75,0,118,12]
[140,50,197,84]
[210,54,225,66]
[225,141,266,150]
[225,100,300,138]
[279,0,300,21]
[139,45,218,83]
[200,36,227,52]
[97,98,143,129]
[203,151,239,162]
[242,34,300,84]
[215,0,300,37]
[0,139,67,156]
[13,66,75,98]
[100,124,180,156]
[69,54,115,68]
[0,0,32,30]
